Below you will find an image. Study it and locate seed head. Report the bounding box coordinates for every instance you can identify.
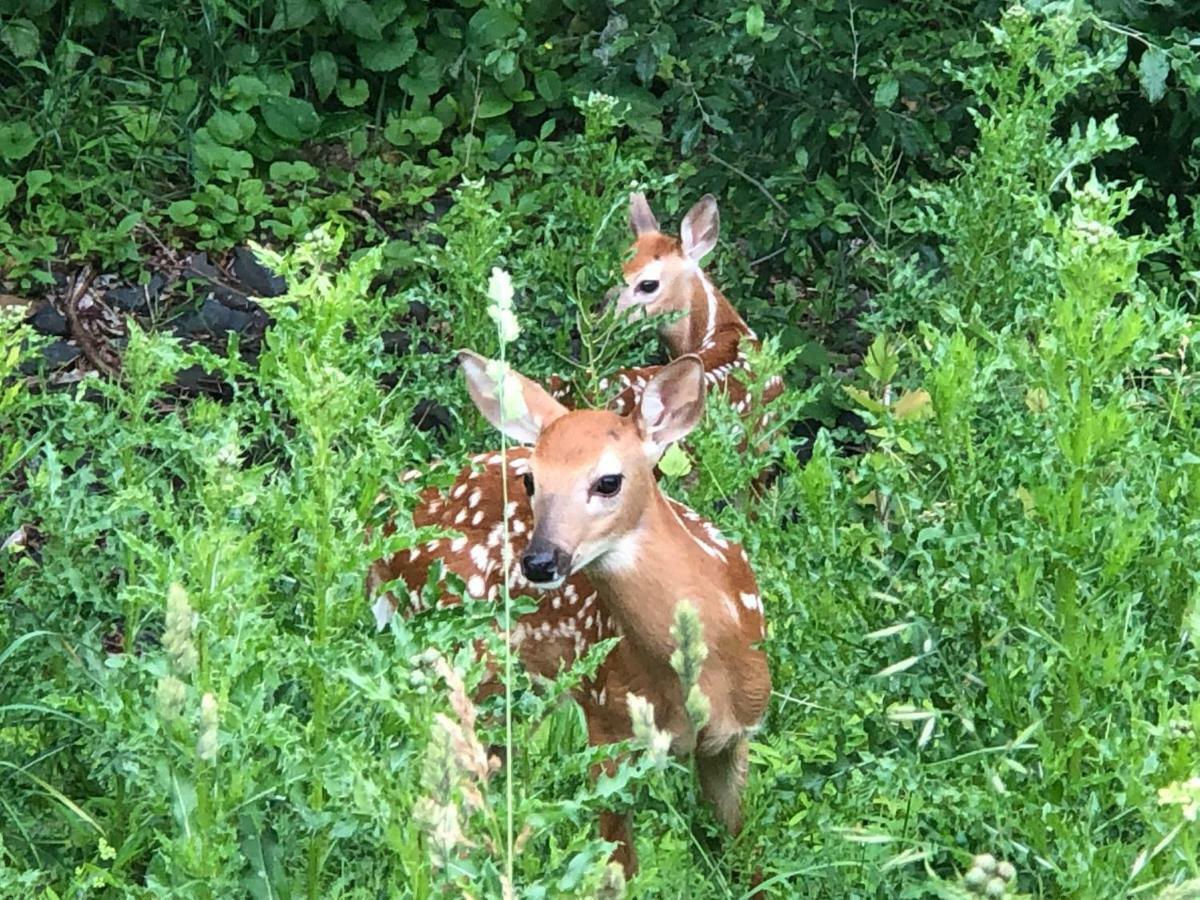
[196,692,219,762]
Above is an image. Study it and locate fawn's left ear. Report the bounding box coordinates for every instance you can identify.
[458,350,568,444]
[629,192,661,236]
[636,354,706,460]
[680,194,719,262]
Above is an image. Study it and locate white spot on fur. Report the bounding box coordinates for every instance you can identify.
[472,510,484,526]
[740,592,762,613]
[453,483,467,499]
[468,575,486,598]
[371,595,395,630]
[468,490,481,508]
[470,544,489,570]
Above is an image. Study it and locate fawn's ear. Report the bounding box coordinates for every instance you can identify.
[680,194,719,262]
[636,354,706,460]
[629,192,660,236]
[457,351,568,444]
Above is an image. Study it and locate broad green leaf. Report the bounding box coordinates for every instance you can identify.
[337,0,382,41]
[358,31,417,72]
[874,76,899,108]
[468,7,518,44]
[206,110,255,145]
[1138,47,1169,104]
[225,74,268,111]
[25,169,51,197]
[0,176,15,210]
[260,95,320,141]
[335,78,369,107]
[271,0,320,30]
[893,389,932,420]
[658,443,692,478]
[474,91,513,119]
[0,122,37,161]
[406,115,444,145]
[745,4,765,38]
[533,69,561,102]
[310,50,337,101]
[1,18,39,59]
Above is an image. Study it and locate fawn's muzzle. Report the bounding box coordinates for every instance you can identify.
[521,543,569,584]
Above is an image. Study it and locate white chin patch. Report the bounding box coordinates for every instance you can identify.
[530,576,565,591]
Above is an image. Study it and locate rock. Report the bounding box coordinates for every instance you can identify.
[182,252,254,311]
[405,299,430,326]
[172,297,255,338]
[107,273,166,313]
[231,246,286,297]
[19,340,81,374]
[173,364,233,400]
[410,398,453,438]
[27,302,69,336]
[381,330,411,355]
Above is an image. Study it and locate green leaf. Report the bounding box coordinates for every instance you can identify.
[335,78,369,107]
[260,95,320,142]
[468,7,519,44]
[745,4,765,38]
[1,18,39,59]
[407,115,444,145]
[0,122,37,161]
[658,443,692,478]
[874,76,899,108]
[225,75,268,111]
[474,90,512,119]
[25,169,52,197]
[206,110,255,145]
[0,176,15,211]
[310,50,337,101]
[534,69,561,102]
[166,200,197,225]
[358,30,417,72]
[1138,47,1169,104]
[271,0,320,30]
[337,0,382,41]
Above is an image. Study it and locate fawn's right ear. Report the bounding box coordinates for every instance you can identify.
[457,350,568,444]
[629,192,660,236]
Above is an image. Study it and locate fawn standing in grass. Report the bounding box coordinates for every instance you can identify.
[400,351,772,875]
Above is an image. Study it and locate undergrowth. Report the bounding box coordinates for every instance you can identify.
[2,3,1200,898]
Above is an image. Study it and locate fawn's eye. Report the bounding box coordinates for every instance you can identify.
[636,279,659,294]
[522,472,534,496]
[592,474,623,497]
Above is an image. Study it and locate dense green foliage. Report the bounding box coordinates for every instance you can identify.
[2,1,1200,897]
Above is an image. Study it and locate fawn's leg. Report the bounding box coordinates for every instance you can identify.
[697,737,749,835]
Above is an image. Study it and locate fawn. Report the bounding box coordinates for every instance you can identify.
[371,191,784,631]
[405,351,772,875]
[559,190,784,421]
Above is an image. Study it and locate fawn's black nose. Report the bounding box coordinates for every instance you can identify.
[521,547,565,583]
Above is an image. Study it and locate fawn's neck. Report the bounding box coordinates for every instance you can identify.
[662,266,753,357]
[588,491,726,661]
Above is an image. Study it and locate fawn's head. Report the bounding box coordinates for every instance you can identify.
[458,351,706,588]
[613,193,721,345]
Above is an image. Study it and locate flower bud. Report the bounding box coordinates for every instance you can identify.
[197,692,219,762]
[156,675,187,720]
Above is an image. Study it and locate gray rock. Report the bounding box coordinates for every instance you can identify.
[232,247,286,297]
[27,303,69,336]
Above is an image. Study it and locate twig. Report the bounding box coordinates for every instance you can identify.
[707,152,788,220]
